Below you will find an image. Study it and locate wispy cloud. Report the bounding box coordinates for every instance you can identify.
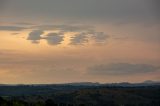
[0,26,28,31]
[88,63,160,75]
[11,33,19,35]
[33,24,93,32]
[14,22,35,26]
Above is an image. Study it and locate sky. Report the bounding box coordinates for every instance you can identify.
[0,0,160,84]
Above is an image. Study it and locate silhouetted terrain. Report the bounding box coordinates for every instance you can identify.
[0,82,160,106]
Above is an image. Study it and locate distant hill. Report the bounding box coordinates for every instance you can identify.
[0,81,160,96]
[0,80,160,87]
[104,80,160,87]
[65,82,100,86]
[143,80,160,84]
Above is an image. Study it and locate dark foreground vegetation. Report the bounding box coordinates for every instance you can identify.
[0,84,160,106]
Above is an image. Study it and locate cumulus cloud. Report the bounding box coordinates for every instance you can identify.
[27,30,44,44]
[88,63,160,75]
[0,26,27,31]
[44,33,64,45]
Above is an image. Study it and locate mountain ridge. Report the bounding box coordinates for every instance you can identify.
[0,80,160,86]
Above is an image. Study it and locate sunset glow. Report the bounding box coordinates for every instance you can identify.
[0,0,160,84]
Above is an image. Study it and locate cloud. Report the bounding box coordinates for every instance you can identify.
[88,63,160,75]
[11,33,19,35]
[14,22,35,26]
[0,49,18,55]
[70,33,89,45]
[70,31,109,45]
[0,22,109,46]
[0,0,7,11]
[92,32,109,43]
[2,0,159,24]
[44,33,64,45]
[33,24,93,32]
[0,23,109,46]
[27,31,64,45]
[0,26,27,31]
[27,30,44,44]
[26,24,109,46]
[60,25,93,33]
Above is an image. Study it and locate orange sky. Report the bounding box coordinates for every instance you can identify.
[0,0,160,84]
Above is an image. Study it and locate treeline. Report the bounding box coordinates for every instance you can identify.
[1,97,160,106]
[0,86,160,106]
[0,97,116,106]
[1,97,86,106]
[0,97,74,106]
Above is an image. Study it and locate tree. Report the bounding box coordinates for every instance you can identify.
[45,99,57,106]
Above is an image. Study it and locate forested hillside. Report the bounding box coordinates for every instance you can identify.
[0,85,160,106]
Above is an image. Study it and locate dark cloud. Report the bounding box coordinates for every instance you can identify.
[70,33,88,45]
[0,0,7,12]
[0,23,109,46]
[14,22,35,26]
[0,26,27,31]
[88,63,160,75]
[1,0,159,23]
[33,24,93,32]
[91,32,109,43]
[27,30,44,43]
[27,30,64,45]
[149,0,160,19]
[70,31,109,45]
[27,24,109,46]
[44,33,64,45]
